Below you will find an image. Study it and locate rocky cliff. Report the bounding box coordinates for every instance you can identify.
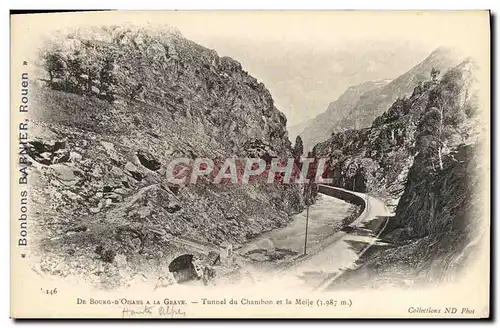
[322,59,485,287]
[29,25,303,288]
[329,143,485,288]
[313,58,480,204]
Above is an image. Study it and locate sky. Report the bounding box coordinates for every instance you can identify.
[188,37,432,126]
[18,11,489,127]
[153,11,483,127]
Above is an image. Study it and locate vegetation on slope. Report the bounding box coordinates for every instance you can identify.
[29,25,304,288]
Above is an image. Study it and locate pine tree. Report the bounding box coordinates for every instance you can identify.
[293,135,304,159]
[100,54,117,102]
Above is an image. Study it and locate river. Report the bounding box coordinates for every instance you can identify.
[230,189,391,291]
[236,194,358,271]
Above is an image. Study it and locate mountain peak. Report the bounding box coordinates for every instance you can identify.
[421,46,465,67]
[296,48,466,150]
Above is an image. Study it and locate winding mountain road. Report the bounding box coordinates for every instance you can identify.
[311,184,393,290]
[242,185,394,291]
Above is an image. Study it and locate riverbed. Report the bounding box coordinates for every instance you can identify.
[227,190,392,291]
[236,194,357,268]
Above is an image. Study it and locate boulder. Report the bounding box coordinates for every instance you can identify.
[136,150,161,171]
[105,192,122,203]
[124,161,144,181]
[114,254,128,268]
[27,139,71,165]
[52,149,71,164]
[165,203,181,214]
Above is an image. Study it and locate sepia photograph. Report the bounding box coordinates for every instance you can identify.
[9,10,491,319]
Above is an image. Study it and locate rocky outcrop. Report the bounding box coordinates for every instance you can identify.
[330,143,485,289]
[313,58,479,203]
[136,150,161,171]
[385,144,482,242]
[322,59,484,288]
[27,139,71,165]
[29,25,303,288]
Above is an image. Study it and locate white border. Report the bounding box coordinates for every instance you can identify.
[3,1,498,326]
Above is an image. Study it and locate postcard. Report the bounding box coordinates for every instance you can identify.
[10,10,490,318]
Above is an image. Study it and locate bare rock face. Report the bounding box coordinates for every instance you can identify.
[29,25,303,288]
[244,140,278,164]
[320,60,482,287]
[27,139,71,165]
[313,59,479,202]
[387,144,480,241]
[136,150,161,171]
[124,162,144,181]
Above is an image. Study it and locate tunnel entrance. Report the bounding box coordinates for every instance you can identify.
[168,254,199,283]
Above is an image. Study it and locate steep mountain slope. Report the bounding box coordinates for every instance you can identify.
[299,47,464,151]
[313,58,480,203]
[316,59,485,287]
[288,118,313,142]
[329,144,485,288]
[29,26,303,288]
[299,80,389,151]
[337,47,465,131]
